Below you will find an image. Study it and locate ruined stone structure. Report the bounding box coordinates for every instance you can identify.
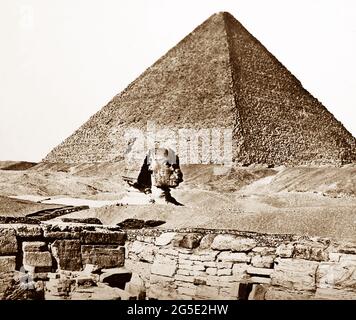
[44,12,356,166]
[1,223,355,300]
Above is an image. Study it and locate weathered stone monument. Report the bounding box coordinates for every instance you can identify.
[122,147,183,205]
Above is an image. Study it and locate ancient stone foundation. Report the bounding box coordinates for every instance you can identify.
[0,223,355,300]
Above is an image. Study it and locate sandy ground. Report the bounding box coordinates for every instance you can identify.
[0,162,355,241]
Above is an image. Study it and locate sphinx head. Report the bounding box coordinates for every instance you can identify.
[146,147,183,188]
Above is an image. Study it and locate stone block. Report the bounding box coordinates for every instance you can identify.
[199,234,217,249]
[317,261,356,290]
[80,230,126,245]
[250,276,271,284]
[174,274,195,283]
[23,251,52,269]
[211,235,256,252]
[177,233,203,249]
[265,288,313,300]
[252,246,276,255]
[276,243,294,258]
[129,241,157,263]
[179,263,205,271]
[177,286,196,296]
[150,274,176,285]
[52,240,82,271]
[218,269,232,276]
[251,255,274,268]
[81,245,125,269]
[271,258,318,291]
[247,266,274,276]
[293,243,328,261]
[22,241,47,252]
[151,261,177,277]
[217,252,251,263]
[313,288,356,300]
[206,267,217,275]
[155,232,176,246]
[0,228,17,255]
[0,256,16,272]
[196,285,219,298]
[232,263,249,281]
[12,224,42,238]
[203,261,217,268]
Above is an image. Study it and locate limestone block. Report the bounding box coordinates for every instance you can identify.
[0,256,16,272]
[217,252,251,263]
[177,233,203,249]
[157,247,179,257]
[218,269,232,276]
[129,241,157,263]
[179,251,218,262]
[199,234,217,249]
[80,230,126,245]
[317,261,356,290]
[0,228,17,255]
[0,271,15,299]
[177,269,190,276]
[206,267,217,275]
[179,259,194,266]
[328,253,341,262]
[124,260,151,281]
[196,285,219,298]
[265,288,313,300]
[23,252,52,269]
[12,224,42,238]
[337,243,356,255]
[52,240,82,271]
[211,235,256,252]
[150,274,176,286]
[232,263,249,281]
[155,232,177,246]
[174,274,195,283]
[339,254,356,263]
[81,245,125,269]
[251,255,274,268]
[293,243,328,261]
[271,258,318,291]
[151,261,177,277]
[247,266,274,276]
[22,241,47,252]
[252,247,276,255]
[250,276,271,284]
[203,261,217,268]
[313,288,356,300]
[216,262,233,269]
[276,243,294,258]
[178,286,196,296]
[179,264,205,271]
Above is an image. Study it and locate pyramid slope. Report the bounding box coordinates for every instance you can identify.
[44,12,356,165]
[223,13,356,164]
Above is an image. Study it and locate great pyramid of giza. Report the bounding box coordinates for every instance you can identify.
[44,12,356,166]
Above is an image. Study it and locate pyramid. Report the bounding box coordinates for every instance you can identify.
[44,12,356,166]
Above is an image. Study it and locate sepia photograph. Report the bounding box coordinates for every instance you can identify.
[0,0,355,309]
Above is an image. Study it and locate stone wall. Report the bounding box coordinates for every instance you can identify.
[1,223,355,300]
[125,229,356,300]
[0,223,127,300]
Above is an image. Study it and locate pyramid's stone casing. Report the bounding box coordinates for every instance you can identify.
[44,12,356,165]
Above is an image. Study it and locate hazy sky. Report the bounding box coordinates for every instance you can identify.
[0,0,355,162]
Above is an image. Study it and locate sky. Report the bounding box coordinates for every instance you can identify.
[0,0,355,162]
